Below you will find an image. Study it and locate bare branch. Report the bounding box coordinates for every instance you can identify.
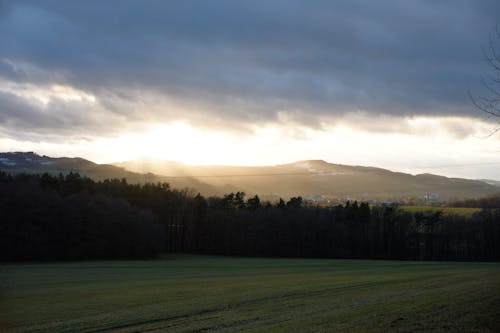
[472,24,500,136]
[469,91,500,118]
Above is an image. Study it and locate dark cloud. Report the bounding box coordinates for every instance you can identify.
[1,0,499,135]
[0,89,125,139]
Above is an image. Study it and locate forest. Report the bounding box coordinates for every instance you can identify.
[1,171,499,261]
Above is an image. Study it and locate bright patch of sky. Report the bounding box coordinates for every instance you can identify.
[1,1,500,179]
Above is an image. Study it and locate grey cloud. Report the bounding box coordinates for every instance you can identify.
[1,0,500,136]
[0,90,127,139]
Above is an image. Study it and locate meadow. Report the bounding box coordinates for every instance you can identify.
[399,205,482,217]
[1,255,499,332]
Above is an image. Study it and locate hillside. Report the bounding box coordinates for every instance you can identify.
[115,158,500,201]
[0,152,217,194]
[2,152,498,201]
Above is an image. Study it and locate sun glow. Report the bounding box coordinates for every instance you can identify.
[1,117,500,179]
[109,122,241,165]
[94,117,500,174]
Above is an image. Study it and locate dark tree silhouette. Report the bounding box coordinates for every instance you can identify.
[1,171,499,262]
[286,196,303,208]
[247,195,261,210]
[470,25,500,135]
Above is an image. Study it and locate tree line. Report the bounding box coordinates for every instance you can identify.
[1,171,499,261]
[451,193,500,209]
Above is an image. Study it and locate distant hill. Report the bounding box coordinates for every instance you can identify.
[115,158,500,201]
[479,179,500,187]
[2,152,498,200]
[0,152,218,194]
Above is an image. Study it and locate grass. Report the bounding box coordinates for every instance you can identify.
[1,255,499,332]
[399,205,482,217]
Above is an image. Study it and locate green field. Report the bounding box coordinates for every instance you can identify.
[1,256,500,332]
[399,205,482,217]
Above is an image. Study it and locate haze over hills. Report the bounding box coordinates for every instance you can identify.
[480,179,500,187]
[0,152,218,194]
[114,158,500,201]
[1,152,499,201]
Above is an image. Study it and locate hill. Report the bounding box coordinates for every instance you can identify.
[115,158,500,201]
[0,152,217,193]
[2,152,497,201]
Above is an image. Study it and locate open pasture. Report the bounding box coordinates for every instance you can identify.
[399,205,482,217]
[1,255,499,332]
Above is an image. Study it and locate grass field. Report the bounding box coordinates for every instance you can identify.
[399,205,482,217]
[1,255,500,332]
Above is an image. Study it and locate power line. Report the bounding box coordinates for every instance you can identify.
[123,161,500,179]
[127,172,317,179]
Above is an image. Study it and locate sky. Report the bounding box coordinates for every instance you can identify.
[1,0,500,179]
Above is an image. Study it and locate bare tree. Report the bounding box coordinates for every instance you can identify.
[470,25,500,136]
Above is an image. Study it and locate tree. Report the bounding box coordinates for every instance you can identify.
[286,196,303,208]
[470,25,500,136]
[246,195,261,210]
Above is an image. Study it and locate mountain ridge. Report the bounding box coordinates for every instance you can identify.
[114,157,499,201]
[0,152,220,194]
[1,152,499,201]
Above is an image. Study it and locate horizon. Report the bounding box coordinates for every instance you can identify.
[1,1,500,180]
[3,150,500,182]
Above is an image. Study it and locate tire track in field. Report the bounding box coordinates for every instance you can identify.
[81,280,388,333]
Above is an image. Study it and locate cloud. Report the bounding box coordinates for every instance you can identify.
[1,0,500,139]
[0,80,132,140]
